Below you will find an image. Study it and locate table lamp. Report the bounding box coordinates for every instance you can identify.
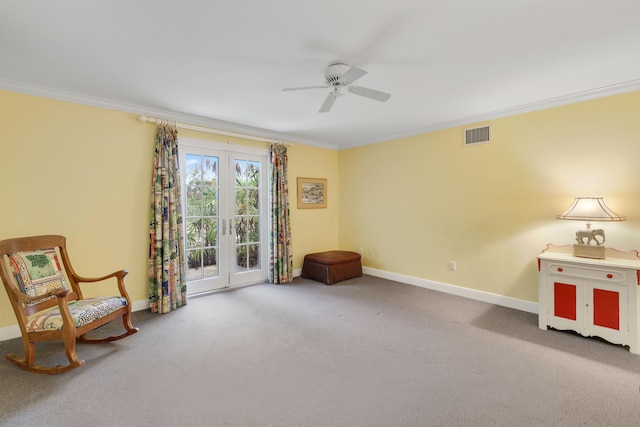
[556,197,626,259]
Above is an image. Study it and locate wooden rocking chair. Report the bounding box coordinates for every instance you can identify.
[0,235,138,374]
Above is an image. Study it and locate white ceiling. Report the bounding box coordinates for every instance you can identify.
[1,0,640,149]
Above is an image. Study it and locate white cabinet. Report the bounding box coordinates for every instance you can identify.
[538,245,640,354]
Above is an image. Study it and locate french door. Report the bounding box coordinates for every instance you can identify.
[180,139,268,295]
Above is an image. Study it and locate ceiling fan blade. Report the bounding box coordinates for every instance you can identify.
[349,85,391,102]
[341,66,367,85]
[319,91,337,113]
[283,85,328,92]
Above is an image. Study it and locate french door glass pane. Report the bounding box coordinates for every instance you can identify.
[185,219,202,249]
[248,189,259,214]
[203,248,217,279]
[235,218,247,243]
[235,245,247,272]
[248,244,260,269]
[185,153,219,281]
[186,249,201,281]
[248,217,259,241]
[235,189,247,215]
[186,187,203,216]
[234,159,261,273]
[202,218,218,245]
[203,187,217,216]
[235,161,246,185]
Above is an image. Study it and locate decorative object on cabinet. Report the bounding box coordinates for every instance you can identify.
[556,197,626,259]
[537,244,640,354]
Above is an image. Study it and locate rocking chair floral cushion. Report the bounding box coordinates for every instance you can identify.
[24,296,128,331]
[0,235,138,374]
[5,248,71,305]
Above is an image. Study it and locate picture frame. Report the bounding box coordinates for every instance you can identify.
[297,177,327,209]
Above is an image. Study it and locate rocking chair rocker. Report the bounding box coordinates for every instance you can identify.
[0,235,138,374]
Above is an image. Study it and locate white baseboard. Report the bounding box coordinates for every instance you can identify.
[296,264,537,313]
[131,299,150,312]
[0,325,21,342]
[362,266,538,314]
[0,299,151,342]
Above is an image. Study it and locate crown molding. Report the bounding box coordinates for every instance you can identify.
[2,77,638,151]
[0,78,339,150]
[341,78,640,149]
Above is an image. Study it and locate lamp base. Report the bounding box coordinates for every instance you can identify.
[573,244,605,259]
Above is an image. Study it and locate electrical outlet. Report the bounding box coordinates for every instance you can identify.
[449,261,456,271]
[358,248,363,255]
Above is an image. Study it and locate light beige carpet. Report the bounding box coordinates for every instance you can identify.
[1,275,640,426]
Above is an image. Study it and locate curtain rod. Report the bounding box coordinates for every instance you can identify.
[138,115,292,146]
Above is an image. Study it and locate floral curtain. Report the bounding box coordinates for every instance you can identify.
[269,143,293,284]
[148,123,187,313]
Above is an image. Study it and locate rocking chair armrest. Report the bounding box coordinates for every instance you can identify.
[74,269,128,284]
[73,270,132,299]
[13,287,69,304]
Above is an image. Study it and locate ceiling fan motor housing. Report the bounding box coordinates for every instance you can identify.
[283,61,389,112]
[324,63,351,86]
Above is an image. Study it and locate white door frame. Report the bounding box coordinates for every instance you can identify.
[179,138,269,295]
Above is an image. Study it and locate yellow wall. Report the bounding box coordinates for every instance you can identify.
[288,144,340,260]
[0,90,338,330]
[339,90,640,302]
[0,91,153,324]
[2,88,639,330]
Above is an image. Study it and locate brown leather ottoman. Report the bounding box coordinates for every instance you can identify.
[302,250,362,285]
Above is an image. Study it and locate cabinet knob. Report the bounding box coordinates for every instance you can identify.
[557,267,563,272]
[607,274,613,279]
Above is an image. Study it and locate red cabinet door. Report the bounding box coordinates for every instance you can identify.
[554,282,577,321]
[593,288,620,330]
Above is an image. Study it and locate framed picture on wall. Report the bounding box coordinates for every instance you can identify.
[297,177,327,209]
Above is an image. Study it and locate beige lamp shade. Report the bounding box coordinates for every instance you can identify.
[557,197,625,259]
[557,197,626,222]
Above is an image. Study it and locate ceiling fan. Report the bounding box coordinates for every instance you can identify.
[283,62,391,113]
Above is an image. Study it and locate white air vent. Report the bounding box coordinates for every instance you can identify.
[464,125,491,146]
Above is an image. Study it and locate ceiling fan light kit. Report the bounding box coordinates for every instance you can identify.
[283,62,391,113]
